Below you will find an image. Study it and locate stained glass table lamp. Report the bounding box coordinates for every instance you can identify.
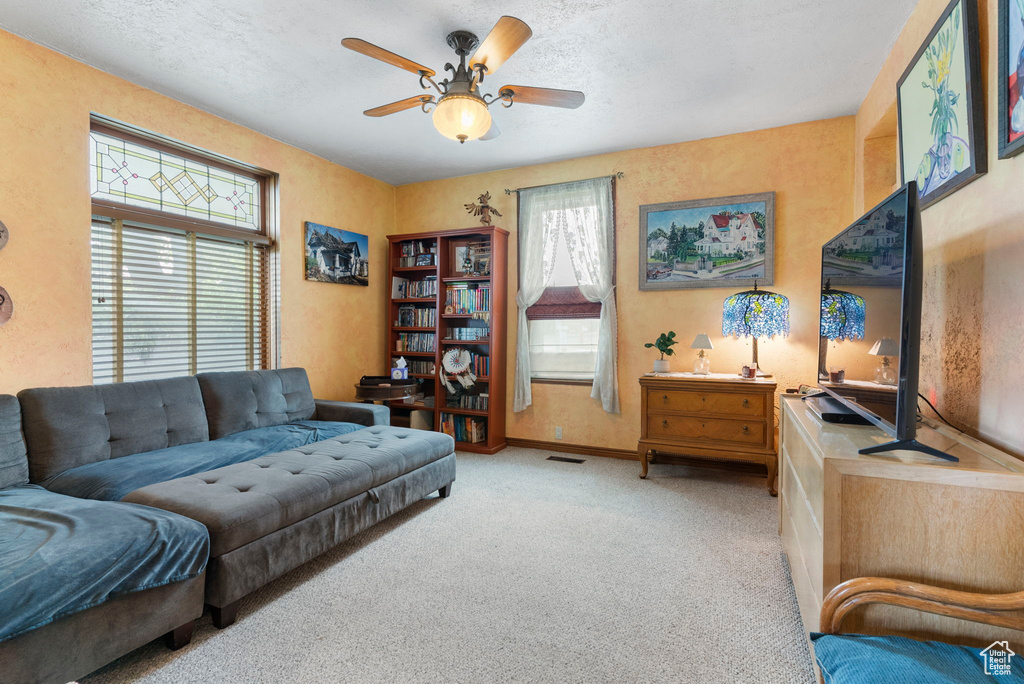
[722,283,790,377]
[819,280,866,379]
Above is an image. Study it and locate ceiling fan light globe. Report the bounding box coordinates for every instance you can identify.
[432,93,491,142]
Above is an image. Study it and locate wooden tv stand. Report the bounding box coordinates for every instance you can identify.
[779,395,1024,649]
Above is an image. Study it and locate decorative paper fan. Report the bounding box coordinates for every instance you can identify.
[441,347,476,393]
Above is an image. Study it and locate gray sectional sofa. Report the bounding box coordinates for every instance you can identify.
[1,368,456,683]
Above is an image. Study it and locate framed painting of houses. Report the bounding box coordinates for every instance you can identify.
[304,221,369,286]
[638,192,774,291]
[998,0,1024,158]
[897,0,986,209]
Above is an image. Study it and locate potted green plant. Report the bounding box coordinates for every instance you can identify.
[645,331,677,372]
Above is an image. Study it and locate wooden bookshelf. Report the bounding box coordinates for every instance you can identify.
[386,227,508,454]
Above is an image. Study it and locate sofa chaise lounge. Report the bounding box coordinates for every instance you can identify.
[2,367,456,682]
[0,395,210,684]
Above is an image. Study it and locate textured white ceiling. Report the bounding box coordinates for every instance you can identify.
[0,0,917,185]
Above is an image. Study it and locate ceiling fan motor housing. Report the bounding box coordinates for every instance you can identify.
[445,30,479,56]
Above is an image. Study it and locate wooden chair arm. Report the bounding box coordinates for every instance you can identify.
[820,577,1024,635]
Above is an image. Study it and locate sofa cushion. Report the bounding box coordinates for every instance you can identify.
[18,376,209,482]
[124,426,455,556]
[42,421,363,501]
[198,368,316,439]
[0,484,209,643]
[0,395,28,489]
[810,633,1021,683]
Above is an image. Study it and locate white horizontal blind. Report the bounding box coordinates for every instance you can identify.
[91,216,267,383]
[528,318,600,381]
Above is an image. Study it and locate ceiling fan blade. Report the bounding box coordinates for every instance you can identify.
[469,16,532,75]
[364,95,435,117]
[499,85,585,109]
[342,38,436,77]
[480,121,501,141]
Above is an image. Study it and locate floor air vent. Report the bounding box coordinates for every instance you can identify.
[546,455,585,464]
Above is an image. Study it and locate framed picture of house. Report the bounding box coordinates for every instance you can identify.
[304,221,369,286]
[638,192,774,291]
[998,0,1024,159]
[897,0,986,208]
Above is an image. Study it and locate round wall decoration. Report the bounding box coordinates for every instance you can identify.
[0,220,8,251]
[0,286,12,326]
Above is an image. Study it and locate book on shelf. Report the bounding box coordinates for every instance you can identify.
[397,306,436,328]
[395,359,435,375]
[398,253,436,267]
[399,240,436,257]
[446,393,489,411]
[395,332,435,353]
[392,275,437,299]
[445,283,490,313]
[446,326,489,341]
[440,413,487,443]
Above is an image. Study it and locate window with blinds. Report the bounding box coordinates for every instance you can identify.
[91,218,269,383]
[89,121,273,384]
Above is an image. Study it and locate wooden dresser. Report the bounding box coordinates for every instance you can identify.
[638,373,777,494]
[779,395,1024,649]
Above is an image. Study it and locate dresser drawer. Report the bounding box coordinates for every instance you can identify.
[648,414,766,446]
[783,426,824,526]
[647,389,765,418]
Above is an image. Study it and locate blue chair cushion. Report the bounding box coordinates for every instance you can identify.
[811,633,1024,683]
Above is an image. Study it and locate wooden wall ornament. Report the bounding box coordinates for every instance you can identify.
[0,219,8,251]
[464,192,501,226]
[0,286,12,326]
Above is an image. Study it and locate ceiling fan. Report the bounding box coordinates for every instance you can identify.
[342,16,585,144]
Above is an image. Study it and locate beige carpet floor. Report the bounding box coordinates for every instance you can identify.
[82,447,815,683]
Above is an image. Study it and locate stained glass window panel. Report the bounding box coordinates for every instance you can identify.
[90,129,261,231]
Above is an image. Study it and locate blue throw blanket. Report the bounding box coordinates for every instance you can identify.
[43,421,362,501]
[0,485,209,643]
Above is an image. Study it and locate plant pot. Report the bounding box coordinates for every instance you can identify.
[653,359,670,373]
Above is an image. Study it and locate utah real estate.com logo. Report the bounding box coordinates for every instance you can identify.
[981,641,1015,676]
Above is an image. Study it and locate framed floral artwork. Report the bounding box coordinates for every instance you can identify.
[999,0,1024,158]
[897,0,986,209]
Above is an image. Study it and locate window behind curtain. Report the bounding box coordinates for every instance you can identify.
[89,121,273,383]
[526,209,609,381]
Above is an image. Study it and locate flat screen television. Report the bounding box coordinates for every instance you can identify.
[815,181,954,461]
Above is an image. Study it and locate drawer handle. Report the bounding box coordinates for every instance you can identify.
[662,419,669,428]
[742,399,749,408]
[662,394,669,403]
[742,425,750,434]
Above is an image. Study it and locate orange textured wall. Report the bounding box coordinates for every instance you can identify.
[0,30,394,400]
[855,0,1024,456]
[395,118,855,451]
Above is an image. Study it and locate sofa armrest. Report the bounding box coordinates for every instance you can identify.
[314,400,390,427]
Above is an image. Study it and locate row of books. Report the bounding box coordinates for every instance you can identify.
[446,394,489,411]
[396,359,435,375]
[440,413,487,443]
[398,254,435,267]
[445,284,490,313]
[398,239,436,257]
[392,275,437,300]
[468,352,489,377]
[397,306,436,328]
[395,333,435,353]
[446,326,489,341]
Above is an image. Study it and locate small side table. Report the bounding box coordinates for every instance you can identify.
[353,383,417,403]
[637,373,778,495]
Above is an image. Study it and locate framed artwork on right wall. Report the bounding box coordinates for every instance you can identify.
[897,0,986,209]
[999,0,1024,158]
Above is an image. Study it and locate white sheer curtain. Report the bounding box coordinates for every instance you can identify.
[514,177,619,413]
